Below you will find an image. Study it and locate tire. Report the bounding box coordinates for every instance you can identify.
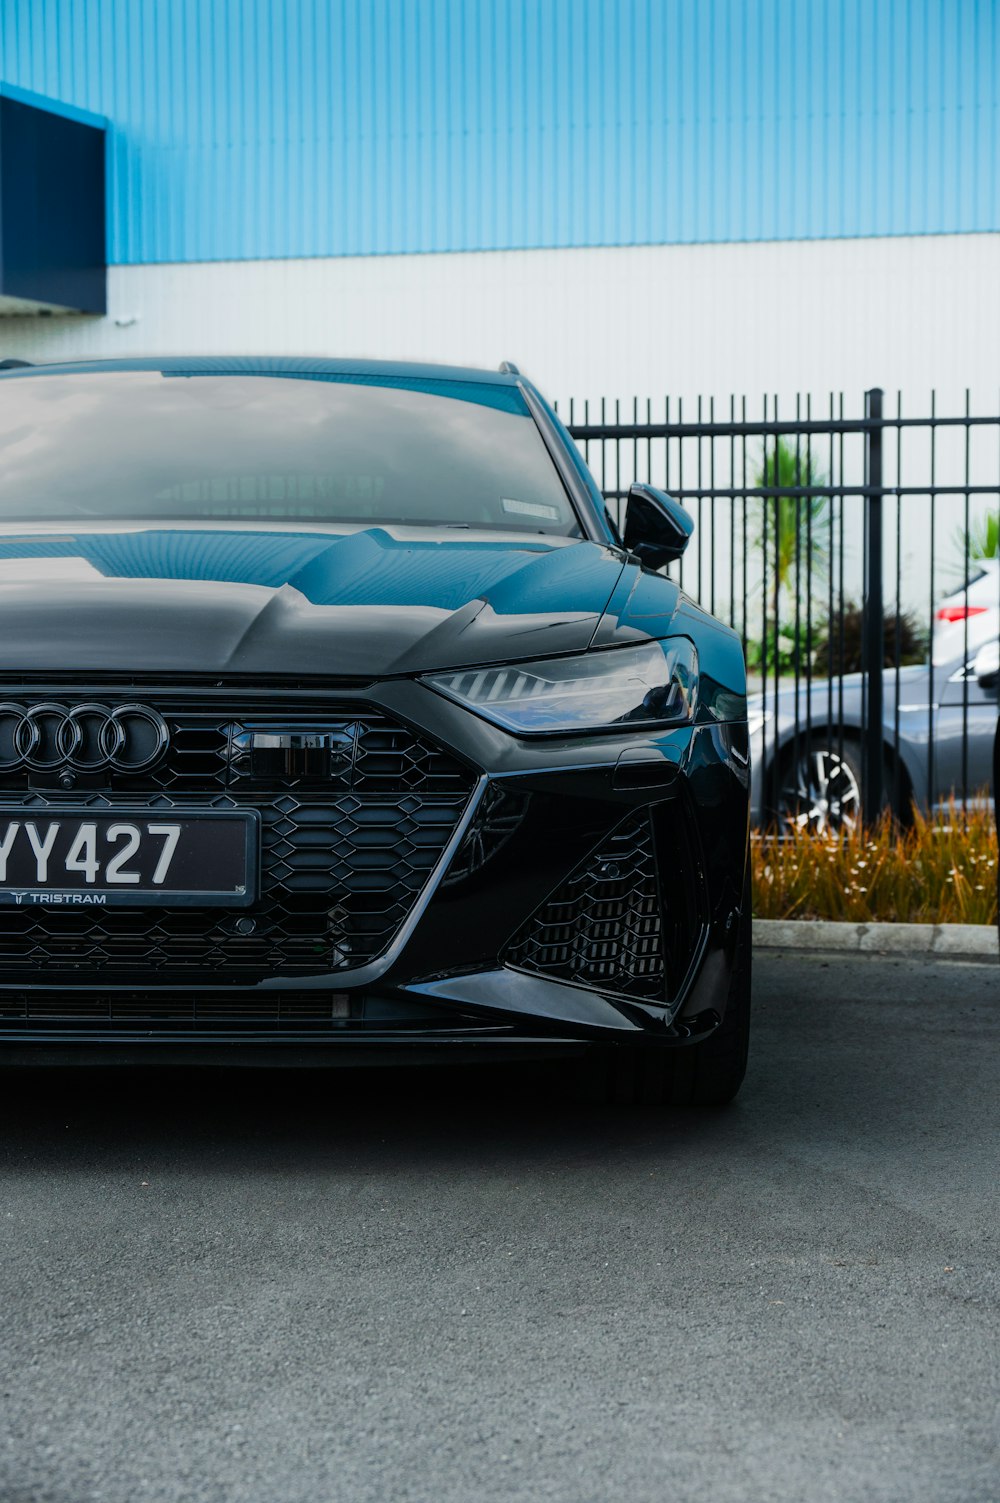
[773,735,864,834]
[580,865,752,1109]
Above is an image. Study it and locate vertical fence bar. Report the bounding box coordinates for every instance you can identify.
[614,398,621,536]
[792,398,802,793]
[676,398,684,593]
[760,395,769,763]
[646,396,652,488]
[600,397,607,533]
[632,396,638,517]
[827,392,835,764]
[697,396,704,606]
[804,392,813,792]
[740,396,748,653]
[772,397,781,790]
[837,393,846,772]
[729,395,736,630]
[961,389,971,806]
[582,398,589,493]
[706,396,712,619]
[927,391,936,808]
[863,387,885,818]
[893,391,903,813]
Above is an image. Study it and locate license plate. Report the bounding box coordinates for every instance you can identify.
[0,811,258,908]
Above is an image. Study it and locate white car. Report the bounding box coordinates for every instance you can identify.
[933,559,1000,665]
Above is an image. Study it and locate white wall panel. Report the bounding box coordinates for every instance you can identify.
[1,234,998,413]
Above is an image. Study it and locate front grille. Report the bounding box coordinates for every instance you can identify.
[0,989,483,1031]
[0,687,476,979]
[505,814,667,1001]
[0,988,354,1024]
[0,691,471,797]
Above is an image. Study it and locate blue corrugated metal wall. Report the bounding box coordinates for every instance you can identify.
[1,0,996,265]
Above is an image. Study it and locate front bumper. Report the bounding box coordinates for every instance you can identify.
[0,678,750,1057]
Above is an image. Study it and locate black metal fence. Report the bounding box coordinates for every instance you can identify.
[562,390,1000,829]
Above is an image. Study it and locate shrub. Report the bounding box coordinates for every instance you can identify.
[752,797,997,925]
[812,601,928,675]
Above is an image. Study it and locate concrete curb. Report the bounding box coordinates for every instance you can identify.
[754,918,998,960]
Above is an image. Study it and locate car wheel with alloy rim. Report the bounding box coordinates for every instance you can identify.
[775,740,864,834]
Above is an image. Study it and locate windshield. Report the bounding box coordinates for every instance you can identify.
[0,370,582,536]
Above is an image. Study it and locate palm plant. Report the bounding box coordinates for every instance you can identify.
[748,437,831,674]
[952,509,999,569]
[754,437,830,600]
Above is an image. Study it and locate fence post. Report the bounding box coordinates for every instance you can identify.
[863,387,885,819]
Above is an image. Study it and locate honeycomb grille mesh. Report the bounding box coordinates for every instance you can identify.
[0,790,471,976]
[0,692,476,979]
[505,814,666,1000]
[0,694,472,797]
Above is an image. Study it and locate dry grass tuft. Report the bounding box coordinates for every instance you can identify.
[752,796,998,925]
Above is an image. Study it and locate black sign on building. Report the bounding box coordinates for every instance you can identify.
[0,86,107,316]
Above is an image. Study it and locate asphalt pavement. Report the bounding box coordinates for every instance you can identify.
[1,951,998,1503]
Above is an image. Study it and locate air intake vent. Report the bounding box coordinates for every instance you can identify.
[505,814,667,1001]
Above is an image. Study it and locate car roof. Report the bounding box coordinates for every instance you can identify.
[0,355,523,385]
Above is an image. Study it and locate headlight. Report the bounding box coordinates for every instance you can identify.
[423,640,698,736]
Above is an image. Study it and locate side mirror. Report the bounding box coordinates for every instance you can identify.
[623,484,694,570]
[973,639,1000,691]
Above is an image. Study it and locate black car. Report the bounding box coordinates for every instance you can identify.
[0,358,750,1105]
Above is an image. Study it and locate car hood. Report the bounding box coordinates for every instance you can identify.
[0,524,630,676]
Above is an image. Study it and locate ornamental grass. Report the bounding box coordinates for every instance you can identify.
[751,797,998,926]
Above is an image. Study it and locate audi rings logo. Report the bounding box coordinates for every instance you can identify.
[0,703,170,774]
